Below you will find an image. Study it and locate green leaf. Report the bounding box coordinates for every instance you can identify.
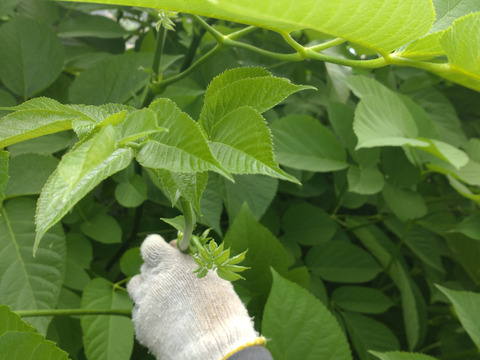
[119,247,142,277]
[398,32,445,60]
[347,165,385,195]
[438,12,480,92]
[223,204,288,305]
[64,233,92,291]
[0,198,66,334]
[69,52,152,105]
[306,242,382,283]
[208,106,298,183]
[262,270,352,360]
[117,108,166,145]
[0,0,20,17]
[200,67,313,136]
[0,151,8,208]
[370,351,438,360]
[7,132,77,156]
[115,174,148,208]
[431,0,480,32]
[436,285,480,349]
[342,312,400,360]
[197,174,223,235]
[0,16,64,98]
[381,148,420,188]
[0,332,69,360]
[349,219,422,350]
[403,226,445,273]
[223,174,277,221]
[445,233,480,285]
[332,286,394,314]
[35,146,134,251]
[59,0,434,54]
[0,305,35,334]
[81,278,134,360]
[450,213,480,240]
[81,214,122,244]
[282,202,337,246]
[382,182,427,221]
[270,115,348,172]
[4,153,59,197]
[153,169,208,213]
[136,99,231,179]
[57,14,128,38]
[0,97,86,147]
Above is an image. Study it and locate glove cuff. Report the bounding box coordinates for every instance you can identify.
[222,337,267,360]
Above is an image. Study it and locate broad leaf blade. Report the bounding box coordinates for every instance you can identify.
[0,16,64,98]
[0,332,69,360]
[58,0,434,54]
[262,270,352,360]
[271,115,348,172]
[208,106,298,183]
[370,351,438,360]
[0,151,8,208]
[0,305,35,334]
[81,278,133,360]
[35,147,134,251]
[332,286,394,314]
[0,198,66,334]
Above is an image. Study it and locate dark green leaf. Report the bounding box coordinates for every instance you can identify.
[0,198,66,334]
[57,14,128,38]
[263,270,352,360]
[81,214,122,244]
[0,151,8,208]
[115,174,148,208]
[370,351,438,360]
[450,213,480,240]
[81,278,134,360]
[306,242,382,283]
[282,202,337,246]
[120,247,142,277]
[347,165,385,195]
[270,114,348,172]
[0,16,64,98]
[445,233,480,285]
[333,286,394,314]
[382,182,427,221]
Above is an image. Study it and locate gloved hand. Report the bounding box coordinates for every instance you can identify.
[127,234,265,360]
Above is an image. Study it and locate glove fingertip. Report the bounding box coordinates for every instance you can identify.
[141,234,174,266]
[127,274,143,302]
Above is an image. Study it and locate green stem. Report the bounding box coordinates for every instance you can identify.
[308,38,346,52]
[180,18,214,71]
[16,309,131,318]
[178,197,195,253]
[141,25,168,108]
[191,14,224,42]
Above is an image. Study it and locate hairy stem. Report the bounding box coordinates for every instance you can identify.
[16,309,131,318]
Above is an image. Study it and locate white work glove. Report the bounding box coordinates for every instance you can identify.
[127,234,265,360]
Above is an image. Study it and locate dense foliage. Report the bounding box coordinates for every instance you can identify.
[0,1,480,359]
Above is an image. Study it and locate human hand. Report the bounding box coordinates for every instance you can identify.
[127,234,265,360]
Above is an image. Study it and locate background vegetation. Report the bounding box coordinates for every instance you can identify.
[0,1,480,359]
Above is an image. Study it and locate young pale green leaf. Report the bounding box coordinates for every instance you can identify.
[0,16,64,98]
[0,305,35,334]
[0,332,69,360]
[136,99,231,180]
[208,106,298,183]
[35,147,134,252]
[200,69,313,136]
[397,31,445,60]
[270,115,348,172]
[419,139,468,170]
[447,174,480,205]
[436,285,480,349]
[263,269,352,360]
[117,108,166,145]
[81,214,122,244]
[69,52,152,105]
[347,165,385,195]
[115,174,148,208]
[0,150,8,208]
[282,202,337,246]
[431,0,480,33]
[4,153,59,197]
[438,12,480,92]
[382,182,427,221]
[57,14,128,38]
[332,286,394,314]
[450,213,480,240]
[0,198,66,334]
[370,351,438,360]
[306,242,382,283]
[0,97,90,147]
[58,0,434,54]
[342,312,400,360]
[81,278,134,360]
[349,219,422,350]
[223,174,277,221]
[223,204,288,305]
[152,169,208,213]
